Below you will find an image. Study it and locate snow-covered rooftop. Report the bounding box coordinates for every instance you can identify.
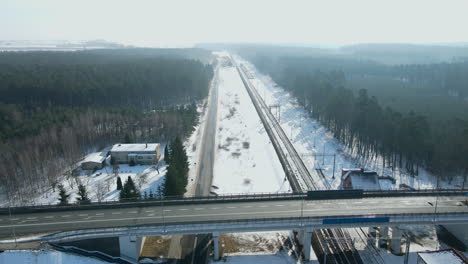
[110,143,159,152]
[418,249,466,264]
[82,152,107,164]
[350,174,381,190]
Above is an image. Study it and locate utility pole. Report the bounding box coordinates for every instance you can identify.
[322,145,326,165]
[332,154,336,179]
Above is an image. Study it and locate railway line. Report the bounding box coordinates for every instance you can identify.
[233,58,364,264]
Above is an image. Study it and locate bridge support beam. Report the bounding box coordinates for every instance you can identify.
[213,232,220,260]
[368,227,377,247]
[119,235,143,261]
[379,226,389,248]
[303,229,314,261]
[390,227,403,255]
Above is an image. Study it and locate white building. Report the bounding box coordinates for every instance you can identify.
[110,143,161,165]
[81,152,107,170]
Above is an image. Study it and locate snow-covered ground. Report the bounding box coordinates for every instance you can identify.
[212,55,290,194]
[209,53,295,263]
[20,158,167,207]
[0,249,112,264]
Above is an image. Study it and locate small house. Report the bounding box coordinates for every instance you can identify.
[110,143,161,165]
[81,152,107,170]
[341,168,381,190]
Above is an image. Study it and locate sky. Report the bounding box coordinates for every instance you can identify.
[1,0,468,47]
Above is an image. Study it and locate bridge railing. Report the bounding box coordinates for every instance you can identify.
[0,188,465,215]
[35,211,468,243]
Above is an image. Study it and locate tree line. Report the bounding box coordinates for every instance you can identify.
[245,53,468,182]
[0,49,211,205]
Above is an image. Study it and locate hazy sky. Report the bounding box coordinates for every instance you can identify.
[2,0,468,47]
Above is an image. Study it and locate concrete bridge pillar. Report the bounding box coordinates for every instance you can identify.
[213,232,220,260]
[368,227,377,247]
[378,226,389,248]
[390,227,403,255]
[303,229,314,261]
[119,235,144,261]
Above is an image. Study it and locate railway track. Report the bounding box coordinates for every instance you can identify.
[235,61,317,191]
[234,58,363,264]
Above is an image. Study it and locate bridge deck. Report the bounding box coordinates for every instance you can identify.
[0,195,466,242]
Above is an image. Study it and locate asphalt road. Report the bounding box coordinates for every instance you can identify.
[173,64,219,263]
[0,196,466,238]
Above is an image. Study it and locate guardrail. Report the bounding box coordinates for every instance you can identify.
[30,211,468,243]
[0,189,465,215]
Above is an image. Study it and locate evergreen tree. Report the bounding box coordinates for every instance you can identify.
[76,184,90,204]
[120,176,140,200]
[163,136,190,196]
[164,143,171,163]
[116,176,123,190]
[58,184,70,205]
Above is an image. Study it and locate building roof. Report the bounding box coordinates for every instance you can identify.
[110,143,159,152]
[343,169,381,190]
[82,152,106,164]
[418,249,467,264]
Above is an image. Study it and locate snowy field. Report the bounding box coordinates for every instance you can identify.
[212,56,290,194]
[209,53,296,263]
[20,157,167,207]
[0,250,112,264]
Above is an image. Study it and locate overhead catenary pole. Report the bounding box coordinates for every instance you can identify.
[332,154,336,179]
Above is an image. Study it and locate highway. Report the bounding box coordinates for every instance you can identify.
[171,62,220,263]
[0,195,466,239]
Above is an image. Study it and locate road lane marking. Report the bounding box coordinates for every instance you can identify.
[96,213,104,216]
[243,206,252,208]
[178,209,188,211]
[145,210,155,213]
[210,208,220,210]
[259,205,268,208]
[0,206,462,229]
[78,214,88,217]
[129,211,137,214]
[275,205,285,207]
[227,207,237,209]
[112,212,121,215]
[194,208,204,210]
[61,215,71,218]
[163,209,172,212]
[27,217,37,220]
[44,216,54,219]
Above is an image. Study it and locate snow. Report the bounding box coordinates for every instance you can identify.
[230,54,467,264]
[418,249,466,264]
[82,151,107,164]
[0,250,112,264]
[20,158,167,206]
[212,54,290,194]
[208,52,295,264]
[235,55,465,191]
[110,143,159,152]
[349,174,381,190]
[211,253,297,264]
